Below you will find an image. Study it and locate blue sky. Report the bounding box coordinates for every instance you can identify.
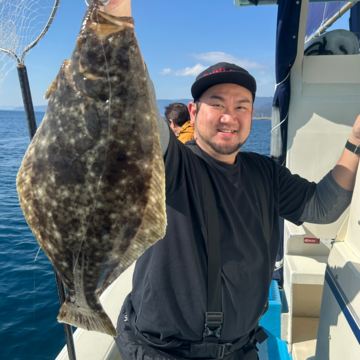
[0,0,351,107]
[0,0,279,106]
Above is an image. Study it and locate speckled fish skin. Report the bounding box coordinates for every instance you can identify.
[16,4,166,337]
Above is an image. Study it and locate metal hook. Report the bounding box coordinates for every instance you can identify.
[85,0,112,6]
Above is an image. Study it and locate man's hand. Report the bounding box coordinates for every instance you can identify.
[331,115,360,191]
[349,114,360,146]
[100,0,131,17]
[98,0,145,69]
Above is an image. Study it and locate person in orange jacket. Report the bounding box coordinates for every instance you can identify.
[165,102,194,143]
[178,119,195,143]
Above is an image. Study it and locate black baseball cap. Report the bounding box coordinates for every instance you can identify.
[191,62,257,102]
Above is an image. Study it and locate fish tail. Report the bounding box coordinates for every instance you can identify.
[57,295,117,337]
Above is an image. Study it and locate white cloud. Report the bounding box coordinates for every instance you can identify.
[159,52,267,78]
[193,52,264,70]
[160,63,206,77]
[159,68,172,75]
[158,52,276,96]
[174,63,206,76]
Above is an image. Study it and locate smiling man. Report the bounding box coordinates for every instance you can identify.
[188,64,255,163]
[114,62,359,360]
[100,2,360,360]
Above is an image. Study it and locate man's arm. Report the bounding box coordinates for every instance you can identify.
[331,115,360,191]
[300,115,360,223]
[299,171,353,224]
[145,67,170,155]
[101,0,170,156]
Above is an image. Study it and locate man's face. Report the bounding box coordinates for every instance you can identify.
[190,83,254,164]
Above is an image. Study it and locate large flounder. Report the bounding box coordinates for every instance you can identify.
[16,4,166,337]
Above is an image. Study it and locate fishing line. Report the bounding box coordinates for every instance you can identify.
[73,2,113,271]
[33,246,41,320]
[33,260,37,320]
[34,246,41,261]
[33,265,36,320]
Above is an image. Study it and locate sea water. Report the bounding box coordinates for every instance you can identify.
[0,110,271,360]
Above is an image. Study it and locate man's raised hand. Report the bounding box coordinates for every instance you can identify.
[100,0,131,17]
[349,115,360,148]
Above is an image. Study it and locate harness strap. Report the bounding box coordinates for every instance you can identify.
[189,330,250,359]
[125,149,270,359]
[241,154,271,315]
[198,159,223,342]
[240,153,270,242]
[128,293,262,360]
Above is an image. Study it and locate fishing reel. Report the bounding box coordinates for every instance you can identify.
[85,0,111,5]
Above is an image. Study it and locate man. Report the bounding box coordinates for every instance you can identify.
[165,103,194,143]
[101,2,360,360]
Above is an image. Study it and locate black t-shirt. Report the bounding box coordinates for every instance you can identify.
[129,130,316,343]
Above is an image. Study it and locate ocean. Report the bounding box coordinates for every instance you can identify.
[0,110,271,360]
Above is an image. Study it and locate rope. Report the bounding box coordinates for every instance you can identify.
[320,21,329,30]
[312,28,320,38]
[322,2,327,24]
[272,66,291,135]
[275,259,284,271]
[271,113,288,133]
[275,71,290,90]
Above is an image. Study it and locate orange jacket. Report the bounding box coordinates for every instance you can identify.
[177,121,194,143]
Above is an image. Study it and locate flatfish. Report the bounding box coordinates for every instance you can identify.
[16,3,166,337]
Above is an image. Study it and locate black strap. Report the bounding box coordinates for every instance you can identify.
[125,148,270,358]
[241,154,270,242]
[198,160,223,341]
[241,154,271,320]
[189,149,270,348]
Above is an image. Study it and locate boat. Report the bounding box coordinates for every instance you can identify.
[50,0,359,359]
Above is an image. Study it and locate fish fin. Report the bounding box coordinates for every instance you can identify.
[100,111,167,293]
[16,131,43,245]
[57,295,117,337]
[44,75,59,99]
[45,60,75,100]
